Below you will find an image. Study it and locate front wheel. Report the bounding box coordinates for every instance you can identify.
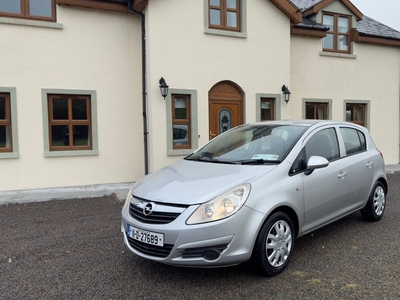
[252,212,295,276]
[361,182,386,222]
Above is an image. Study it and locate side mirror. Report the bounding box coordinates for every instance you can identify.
[304,156,329,175]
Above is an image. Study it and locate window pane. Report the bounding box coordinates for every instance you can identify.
[261,100,272,121]
[340,128,363,155]
[52,125,69,146]
[210,9,221,25]
[210,0,220,6]
[346,107,352,121]
[53,98,68,120]
[338,17,349,33]
[29,0,52,17]
[0,0,21,14]
[227,0,237,9]
[355,106,363,121]
[317,105,324,119]
[174,98,187,119]
[306,105,314,119]
[323,34,334,49]
[173,125,188,146]
[0,96,5,119]
[226,11,237,27]
[72,99,88,120]
[73,125,90,146]
[0,125,11,148]
[338,35,348,50]
[323,15,334,31]
[306,128,339,161]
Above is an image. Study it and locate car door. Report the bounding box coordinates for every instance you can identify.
[300,127,350,233]
[339,127,374,210]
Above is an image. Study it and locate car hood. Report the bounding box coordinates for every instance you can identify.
[132,159,277,205]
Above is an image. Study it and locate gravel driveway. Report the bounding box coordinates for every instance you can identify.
[1,174,399,300]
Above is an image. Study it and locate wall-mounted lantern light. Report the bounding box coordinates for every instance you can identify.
[159,77,169,99]
[281,85,291,104]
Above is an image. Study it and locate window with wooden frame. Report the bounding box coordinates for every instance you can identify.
[209,0,240,32]
[306,102,329,120]
[346,103,366,126]
[260,98,275,121]
[0,93,12,152]
[47,94,92,151]
[172,94,191,149]
[0,0,56,22]
[322,13,351,53]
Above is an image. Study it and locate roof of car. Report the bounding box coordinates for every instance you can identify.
[247,120,367,130]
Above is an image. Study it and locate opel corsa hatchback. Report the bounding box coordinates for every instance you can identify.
[121,121,387,276]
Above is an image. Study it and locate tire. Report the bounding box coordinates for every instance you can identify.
[361,182,386,222]
[252,212,295,276]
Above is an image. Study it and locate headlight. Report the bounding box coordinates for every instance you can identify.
[122,178,144,210]
[186,184,251,225]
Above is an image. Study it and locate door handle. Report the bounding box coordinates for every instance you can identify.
[209,131,216,139]
[366,161,374,168]
[338,171,348,179]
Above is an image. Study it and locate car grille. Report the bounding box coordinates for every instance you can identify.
[129,196,188,225]
[126,235,174,258]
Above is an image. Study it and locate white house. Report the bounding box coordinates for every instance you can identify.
[0,0,399,202]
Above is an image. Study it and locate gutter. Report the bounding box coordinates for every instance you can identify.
[127,1,149,175]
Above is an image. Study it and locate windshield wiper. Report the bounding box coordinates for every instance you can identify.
[236,159,281,165]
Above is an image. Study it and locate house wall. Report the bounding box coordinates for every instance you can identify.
[145,0,292,172]
[290,35,400,164]
[0,6,143,191]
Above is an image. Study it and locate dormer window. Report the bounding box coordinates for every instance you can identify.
[322,13,351,53]
[0,0,56,22]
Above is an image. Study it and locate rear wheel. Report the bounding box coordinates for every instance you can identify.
[361,182,386,222]
[252,212,294,276]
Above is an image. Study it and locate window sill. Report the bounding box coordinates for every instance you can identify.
[44,149,98,157]
[205,28,247,38]
[167,149,193,156]
[0,17,63,29]
[0,152,19,159]
[319,51,357,59]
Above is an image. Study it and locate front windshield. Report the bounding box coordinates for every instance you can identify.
[185,124,307,164]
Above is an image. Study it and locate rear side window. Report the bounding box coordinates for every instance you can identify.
[340,127,366,155]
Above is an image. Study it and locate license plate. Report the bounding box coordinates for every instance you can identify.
[127,224,164,247]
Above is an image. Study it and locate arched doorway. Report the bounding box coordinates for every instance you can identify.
[208,81,244,140]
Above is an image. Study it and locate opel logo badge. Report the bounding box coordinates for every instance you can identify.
[143,202,155,216]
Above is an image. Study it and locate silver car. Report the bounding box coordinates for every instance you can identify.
[121,120,387,276]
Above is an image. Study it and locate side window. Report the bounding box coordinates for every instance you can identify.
[305,128,340,161]
[42,89,99,157]
[306,102,328,120]
[172,94,191,150]
[340,127,366,155]
[0,0,56,22]
[322,13,351,53]
[0,93,12,153]
[346,103,366,127]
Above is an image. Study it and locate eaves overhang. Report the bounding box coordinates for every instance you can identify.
[56,0,148,14]
[302,0,363,20]
[352,29,400,48]
[269,0,303,24]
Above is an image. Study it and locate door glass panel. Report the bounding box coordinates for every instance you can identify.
[227,0,237,9]
[210,9,221,25]
[219,109,231,134]
[0,0,21,14]
[72,99,88,120]
[53,98,68,120]
[0,97,5,119]
[226,12,237,27]
[73,125,90,146]
[29,0,52,17]
[338,17,349,33]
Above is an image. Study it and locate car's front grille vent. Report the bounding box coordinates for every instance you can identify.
[126,235,174,258]
[129,196,189,224]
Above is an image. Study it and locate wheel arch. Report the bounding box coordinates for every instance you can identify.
[266,206,300,238]
[377,177,388,195]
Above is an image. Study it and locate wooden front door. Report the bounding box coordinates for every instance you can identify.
[208,81,244,140]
